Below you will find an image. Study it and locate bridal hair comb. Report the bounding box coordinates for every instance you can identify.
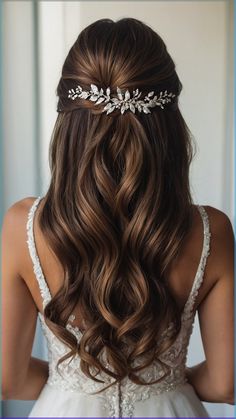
[68,84,176,115]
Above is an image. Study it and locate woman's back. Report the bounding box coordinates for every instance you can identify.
[2,16,234,418]
[5,194,229,418]
[22,197,214,324]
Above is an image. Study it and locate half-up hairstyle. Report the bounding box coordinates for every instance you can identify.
[38,17,195,389]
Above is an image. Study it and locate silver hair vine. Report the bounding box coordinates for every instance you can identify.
[68,84,176,115]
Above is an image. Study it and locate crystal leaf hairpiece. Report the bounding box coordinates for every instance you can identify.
[68,84,175,115]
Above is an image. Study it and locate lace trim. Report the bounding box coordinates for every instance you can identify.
[26,196,52,309]
[182,205,211,319]
[39,312,187,418]
[26,197,84,335]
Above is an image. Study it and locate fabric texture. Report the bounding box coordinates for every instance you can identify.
[27,196,211,418]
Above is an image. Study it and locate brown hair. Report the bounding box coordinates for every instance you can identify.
[39,17,195,389]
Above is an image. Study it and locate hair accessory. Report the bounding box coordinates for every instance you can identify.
[68,84,175,115]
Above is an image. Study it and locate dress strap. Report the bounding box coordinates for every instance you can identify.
[182,205,211,318]
[26,196,52,309]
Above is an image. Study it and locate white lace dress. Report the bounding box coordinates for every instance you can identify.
[27,197,211,418]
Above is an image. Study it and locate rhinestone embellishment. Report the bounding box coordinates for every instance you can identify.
[68,84,176,115]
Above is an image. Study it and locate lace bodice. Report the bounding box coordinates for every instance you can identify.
[26,197,211,418]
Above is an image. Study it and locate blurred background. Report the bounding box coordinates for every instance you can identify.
[1,0,234,417]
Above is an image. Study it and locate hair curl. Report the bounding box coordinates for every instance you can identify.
[38,17,195,390]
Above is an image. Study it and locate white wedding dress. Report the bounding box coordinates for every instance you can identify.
[27,196,211,418]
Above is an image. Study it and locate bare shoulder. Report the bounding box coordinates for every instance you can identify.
[1,197,38,233]
[1,197,36,276]
[202,205,234,279]
[203,205,234,240]
[190,204,234,242]
[197,208,234,401]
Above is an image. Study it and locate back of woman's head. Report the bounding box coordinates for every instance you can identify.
[39,17,194,387]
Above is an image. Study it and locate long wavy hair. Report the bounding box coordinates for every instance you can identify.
[38,17,195,389]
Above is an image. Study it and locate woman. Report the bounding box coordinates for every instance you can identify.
[2,17,234,418]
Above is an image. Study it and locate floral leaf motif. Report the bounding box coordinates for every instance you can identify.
[149,100,156,108]
[121,104,126,114]
[68,84,176,114]
[79,91,89,99]
[124,90,130,101]
[95,97,105,105]
[106,105,115,115]
[103,102,112,111]
[91,84,99,94]
[112,98,119,105]
[68,89,76,99]
[137,104,142,112]
[89,95,99,101]
[143,106,151,114]
[129,103,136,113]
[117,87,123,100]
